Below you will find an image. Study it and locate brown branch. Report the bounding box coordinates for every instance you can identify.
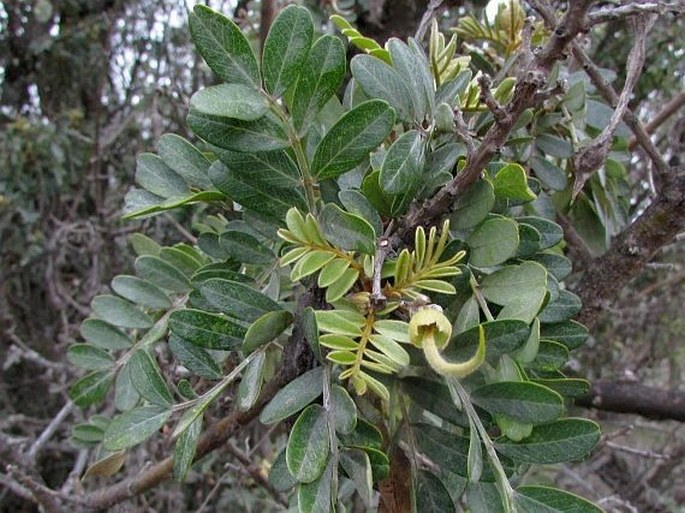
[576,379,685,421]
[572,15,653,196]
[394,0,594,246]
[414,0,445,42]
[628,90,685,151]
[587,1,683,26]
[573,173,685,329]
[259,0,276,55]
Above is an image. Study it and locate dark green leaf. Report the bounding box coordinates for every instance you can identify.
[466,481,505,513]
[188,110,289,153]
[286,404,330,483]
[115,359,140,411]
[312,100,395,181]
[269,448,299,492]
[237,351,266,411]
[402,376,469,427]
[129,349,173,407]
[134,255,190,293]
[219,230,275,265]
[173,416,202,482]
[539,290,582,324]
[91,295,153,329]
[111,275,171,309]
[215,148,301,187]
[159,246,202,276]
[201,278,282,322]
[516,485,603,513]
[136,154,189,198]
[586,99,630,137]
[517,217,563,250]
[452,180,495,229]
[388,38,432,122]
[446,319,530,362]
[262,5,313,97]
[189,84,268,121]
[330,384,357,434]
[168,309,245,350]
[209,161,307,221]
[530,156,567,191]
[530,252,572,281]
[104,405,172,451]
[471,382,564,424]
[467,217,519,267]
[516,223,542,258]
[158,133,212,190]
[436,69,472,106]
[480,262,548,323]
[340,419,383,451]
[496,418,600,464]
[532,378,590,399]
[292,35,346,133]
[380,130,424,195]
[338,189,383,237]
[536,134,573,159]
[260,367,324,424]
[72,424,105,444]
[415,471,456,512]
[168,334,222,380]
[67,344,114,371]
[350,54,413,121]
[319,203,376,255]
[528,340,569,372]
[339,449,373,505]
[70,370,115,407]
[297,458,334,513]
[540,321,588,350]
[189,5,259,87]
[243,310,293,352]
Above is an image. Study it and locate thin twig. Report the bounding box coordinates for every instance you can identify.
[572,15,654,196]
[628,91,685,151]
[414,0,445,42]
[587,1,683,26]
[225,443,289,506]
[26,401,74,463]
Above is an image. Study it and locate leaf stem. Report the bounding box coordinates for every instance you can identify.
[446,377,517,513]
[470,274,495,322]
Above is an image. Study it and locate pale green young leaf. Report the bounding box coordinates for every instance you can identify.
[315,309,365,338]
[317,258,351,288]
[319,334,358,351]
[291,250,337,282]
[369,334,410,366]
[373,320,410,343]
[325,267,360,303]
